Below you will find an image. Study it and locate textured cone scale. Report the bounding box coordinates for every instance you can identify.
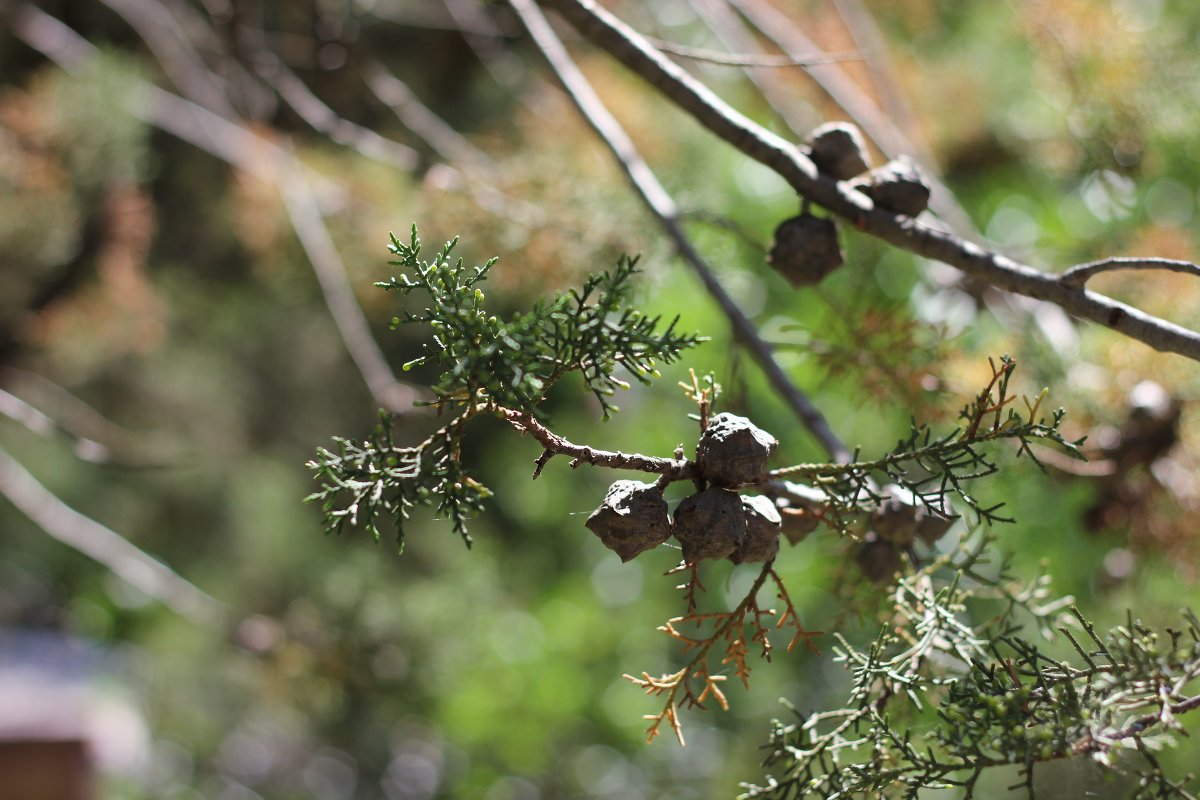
[673,487,745,562]
[697,412,778,487]
[851,158,931,217]
[872,495,919,547]
[780,503,820,545]
[805,121,870,180]
[915,509,955,545]
[767,213,844,288]
[730,495,782,563]
[585,480,671,562]
[855,533,902,583]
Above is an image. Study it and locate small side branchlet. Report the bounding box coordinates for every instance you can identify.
[307,225,703,548]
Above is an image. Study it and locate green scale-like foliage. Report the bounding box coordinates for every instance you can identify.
[378,225,703,418]
[307,226,704,549]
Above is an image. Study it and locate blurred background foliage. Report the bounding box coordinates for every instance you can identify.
[2,0,1200,797]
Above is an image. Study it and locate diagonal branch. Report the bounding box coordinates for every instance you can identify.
[1,368,178,466]
[685,0,817,146]
[830,0,921,146]
[0,446,228,630]
[725,0,977,237]
[253,54,420,171]
[277,165,423,413]
[542,0,1200,363]
[361,60,495,169]
[10,3,422,415]
[508,0,851,462]
[645,36,862,69]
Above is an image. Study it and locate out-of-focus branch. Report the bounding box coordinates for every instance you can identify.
[361,61,494,169]
[97,0,239,118]
[508,0,850,462]
[0,446,228,630]
[443,0,529,91]
[0,383,123,465]
[830,0,921,146]
[542,0,1200,363]
[685,0,816,139]
[0,389,56,440]
[10,3,421,414]
[725,0,977,238]
[359,61,546,226]
[254,54,420,171]
[278,165,422,413]
[0,374,173,466]
[645,36,862,68]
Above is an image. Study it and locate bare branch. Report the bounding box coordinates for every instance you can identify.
[685,0,818,151]
[2,368,188,466]
[0,388,57,439]
[508,0,851,462]
[361,61,495,169]
[644,36,863,69]
[829,0,922,161]
[725,0,978,238]
[1059,257,1200,289]
[96,0,239,118]
[278,166,424,413]
[11,4,422,414]
[496,406,696,479]
[254,54,420,171]
[365,0,516,37]
[542,0,1200,363]
[0,446,228,630]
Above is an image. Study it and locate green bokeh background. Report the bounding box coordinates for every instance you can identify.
[3,1,1200,797]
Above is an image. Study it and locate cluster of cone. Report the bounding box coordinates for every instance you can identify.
[586,412,957,580]
[585,413,782,564]
[769,121,933,287]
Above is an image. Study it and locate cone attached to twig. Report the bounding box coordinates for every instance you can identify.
[586,480,672,561]
[805,121,870,180]
[851,157,931,217]
[767,212,844,287]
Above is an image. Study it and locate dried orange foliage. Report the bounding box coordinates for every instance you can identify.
[625,561,821,745]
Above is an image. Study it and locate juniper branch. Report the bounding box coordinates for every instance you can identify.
[508,0,851,461]
[542,0,1200,362]
[496,407,696,480]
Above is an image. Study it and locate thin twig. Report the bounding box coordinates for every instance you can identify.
[277,165,423,413]
[508,0,851,462]
[497,406,697,480]
[1059,257,1200,289]
[1,368,183,466]
[443,0,551,105]
[360,60,547,226]
[10,4,422,414]
[725,0,978,238]
[361,60,495,168]
[686,0,817,155]
[644,36,863,68]
[543,0,1200,363]
[96,0,239,118]
[0,446,228,629]
[830,0,922,156]
[254,54,420,171]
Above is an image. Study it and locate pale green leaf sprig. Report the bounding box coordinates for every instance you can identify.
[306,412,490,550]
[744,536,1200,799]
[376,224,705,418]
[309,225,704,548]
